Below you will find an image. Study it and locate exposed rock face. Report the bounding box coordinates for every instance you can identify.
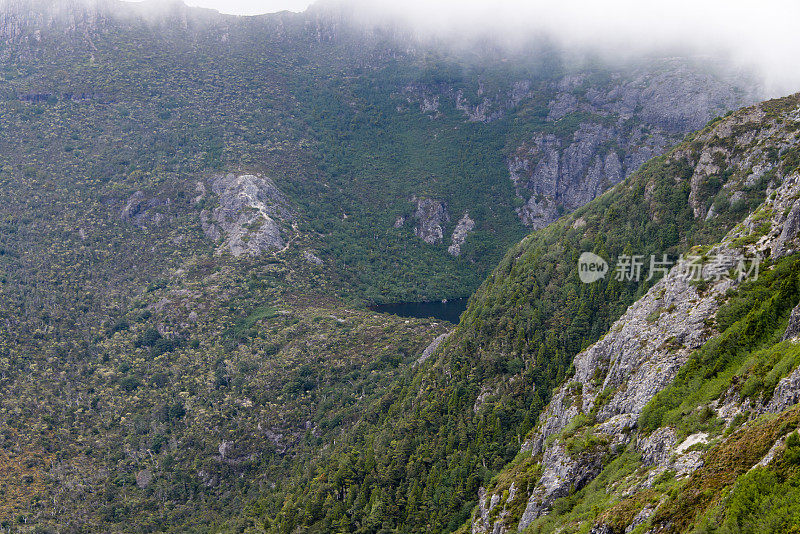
[637,427,678,468]
[201,173,293,257]
[585,65,749,134]
[784,303,800,342]
[513,65,756,227]
[412,197,450,245]
[515,256,735,529]
[687,147,724,218]
[0,0,213,44]
[135,469,153,489]
[519,441,608,527]
[0,0,106,43]
[405,61,757,228]
[472,487,495,534]
[775,202,800,257]
[218,440,234,460]
[400,202,474,252]
[512,69,747,228]
[303,250,324,265]
[121,190,146,220]
[448,212,475,256]
[764,363,800,414]
[402,83,442,117]
[417,332,450,365]
[511,125,636,228]
[403,79,529,124]
[473,483,521,534]
[455,89,504,123]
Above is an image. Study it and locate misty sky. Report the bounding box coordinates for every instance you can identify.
[122,0,800,96]
[183,0,311,13]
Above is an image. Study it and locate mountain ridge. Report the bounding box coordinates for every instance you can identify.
[470,92,800,534]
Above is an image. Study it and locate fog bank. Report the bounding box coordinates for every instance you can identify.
[325,0,800,97]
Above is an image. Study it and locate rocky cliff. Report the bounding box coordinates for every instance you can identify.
[0,0,200,43]
[403,59,758,230]
[200,173,294,257]
[0,1,792,531]
[513,65,758,228]
[449,212,475,256]
[0,0,764,304]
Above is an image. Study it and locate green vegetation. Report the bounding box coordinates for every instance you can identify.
[652,407,800,533]
[521,251,800,533]
[707,431,800,534]
[524,448,649,534]
[0,260,452,529]
[479,452,543,530]
[0,3,796,532]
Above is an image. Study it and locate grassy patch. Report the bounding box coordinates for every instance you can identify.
[651,406,800,532]
[226,305,277,340]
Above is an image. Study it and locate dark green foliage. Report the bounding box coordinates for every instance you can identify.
[0,4,790,532]
[119,376,142,392]
[714,467,800,533]
[108,319,130,334]
[137,327,162,348]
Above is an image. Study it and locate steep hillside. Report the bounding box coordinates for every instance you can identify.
[470,95,800,534]
[248,92,799,533]
[0,252,453,530]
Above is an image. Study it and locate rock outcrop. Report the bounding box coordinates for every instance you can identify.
[398,202,475,253]
[403,60,757,229]
[201,173,293,257]
[120,190,168,227]
[775,202,800,257]
[511,63,757,228]
[412,197,450,245]
[1,0,106,43]
[303,250,324,266]
[0,0,214,44]
[784,303,800,342]
[510,125,633,228]
[448,212,475,256]
[764,363,800,414]
[417,332,451,365]
[514,249,738,530]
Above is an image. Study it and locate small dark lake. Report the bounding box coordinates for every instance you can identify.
[370,298,469,324]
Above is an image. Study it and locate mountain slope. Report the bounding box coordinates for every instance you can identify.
[0,264,454,530]
[0,0,757,306]
[470,94,800,534]
[248,93,799,534]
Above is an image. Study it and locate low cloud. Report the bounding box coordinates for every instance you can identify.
[120,0,800,97]
[324,0,800,97]
[183,0,311,15]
